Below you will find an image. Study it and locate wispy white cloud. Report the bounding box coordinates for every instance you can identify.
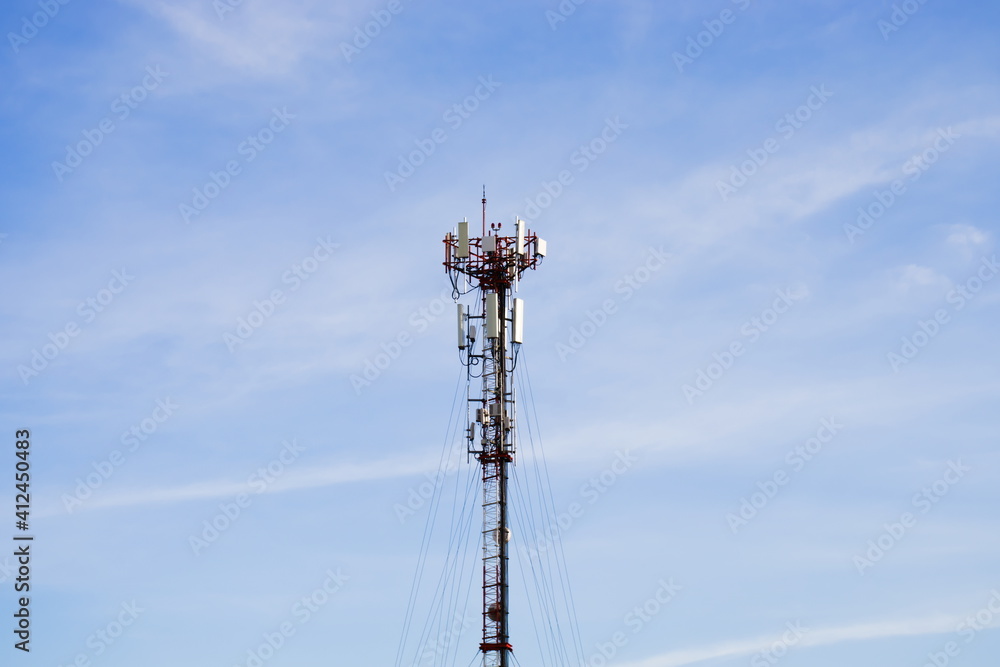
[39,449,440,516]
[616,614,966,667]
[946,223,990,248]
[628,112,997,252]
[955,115,1000,139]
[124,0,353,75]
[891,263,949,294]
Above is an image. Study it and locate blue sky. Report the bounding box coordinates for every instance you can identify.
[2,0,999,665]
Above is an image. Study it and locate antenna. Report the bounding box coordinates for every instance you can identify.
[458,303,467,349]
[511,298,524,344]
[442,193,547,667]
[457,219,470,259]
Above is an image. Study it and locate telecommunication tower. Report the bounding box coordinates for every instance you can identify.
[442,192,547,667]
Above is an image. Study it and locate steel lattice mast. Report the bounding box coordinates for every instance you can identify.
[443,193,546,667]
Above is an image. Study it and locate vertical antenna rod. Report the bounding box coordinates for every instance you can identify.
[443,195,546,667]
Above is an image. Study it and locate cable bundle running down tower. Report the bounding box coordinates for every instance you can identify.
[442,193,547,667]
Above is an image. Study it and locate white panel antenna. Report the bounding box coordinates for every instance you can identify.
[512,298,524,344]
[457,220,469,258]
[486,293,499,339]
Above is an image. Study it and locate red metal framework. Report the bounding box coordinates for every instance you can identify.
[442,195,546,667]
[442,235,543,289]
